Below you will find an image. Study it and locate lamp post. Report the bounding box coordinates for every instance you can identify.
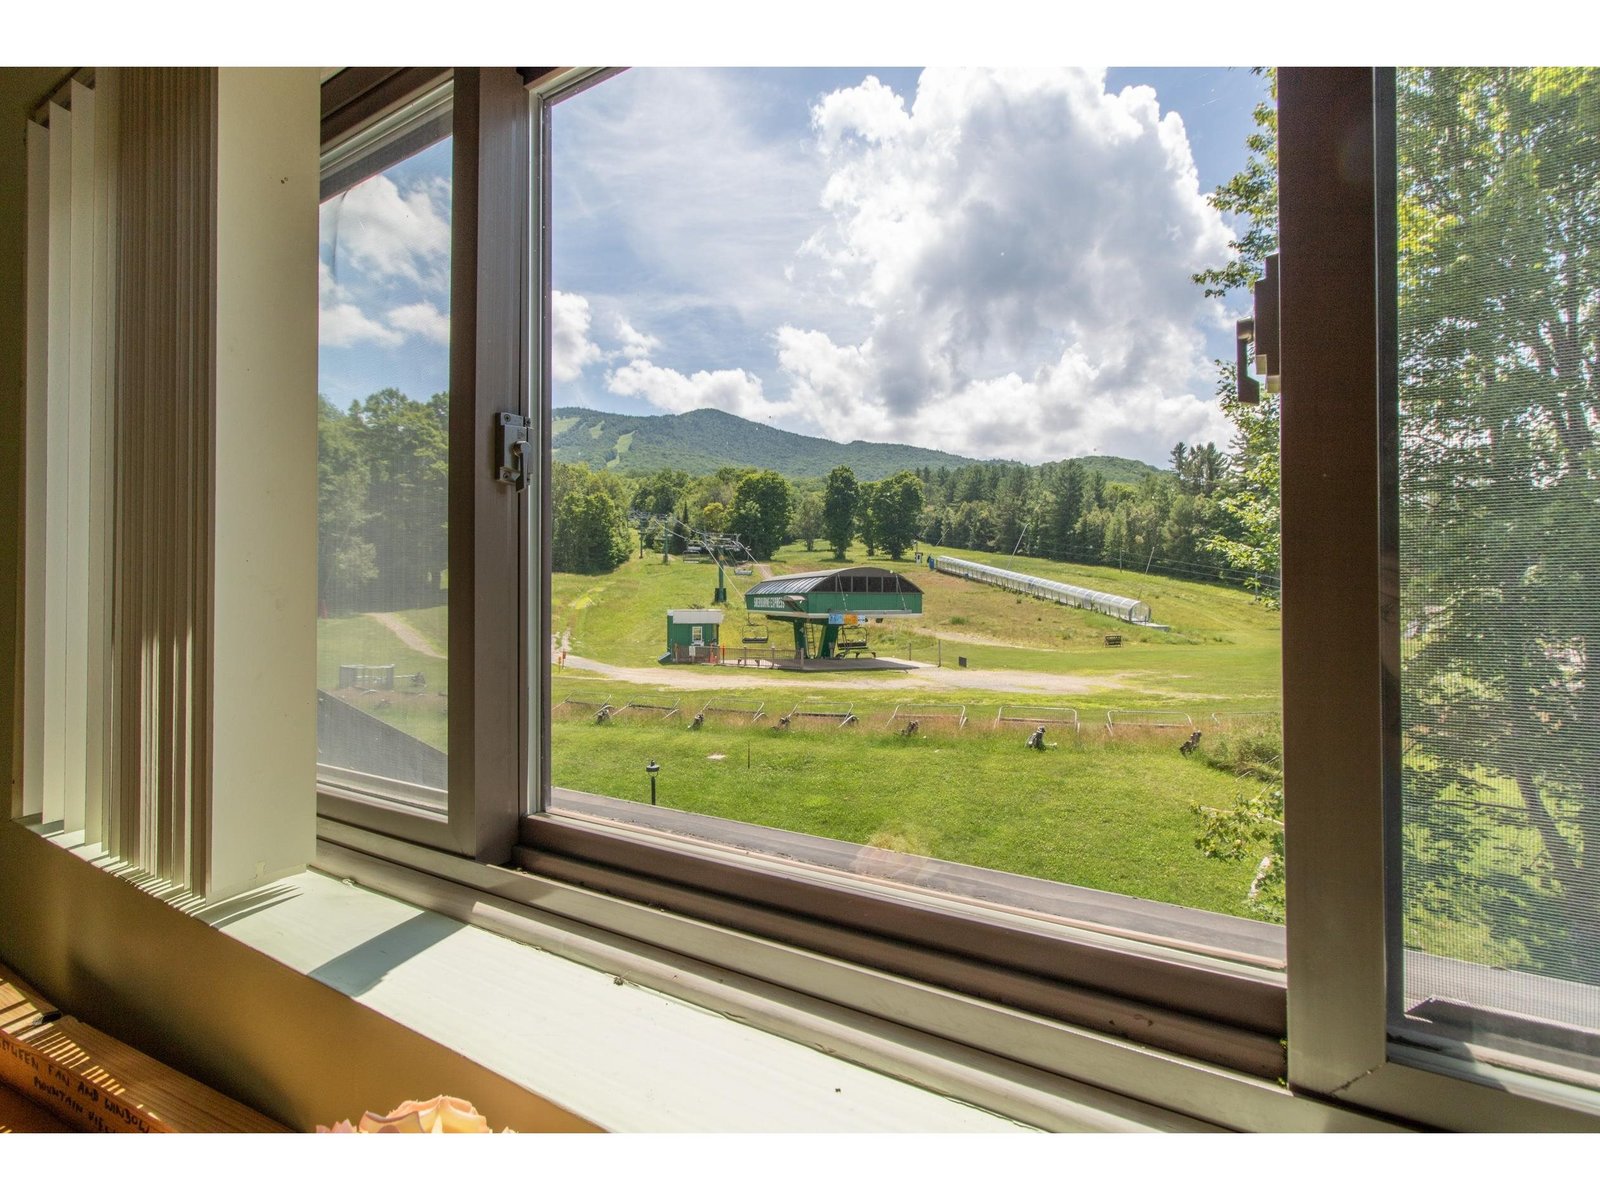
[646,760,659,806]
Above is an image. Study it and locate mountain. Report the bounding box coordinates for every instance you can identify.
[551,406,1160,483]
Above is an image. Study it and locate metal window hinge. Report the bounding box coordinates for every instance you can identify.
[498,412,531,491]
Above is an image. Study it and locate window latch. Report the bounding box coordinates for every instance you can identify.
[497,412,531,491]
[1236,252,1280,404]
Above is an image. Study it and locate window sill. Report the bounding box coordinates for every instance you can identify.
[212,866,1045,1132]
[312,815,1408,1132]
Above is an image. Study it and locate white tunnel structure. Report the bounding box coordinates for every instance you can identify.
[928,555,1160,626]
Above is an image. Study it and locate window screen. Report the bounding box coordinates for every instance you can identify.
[1395,67,1600,1081]
[316,89,452,805]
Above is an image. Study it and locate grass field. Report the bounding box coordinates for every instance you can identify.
[322,536,1285,922]
[555,540,1281,710]
[552,716,1271,918]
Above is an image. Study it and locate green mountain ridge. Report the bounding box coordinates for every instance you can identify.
[551,406,1160,484]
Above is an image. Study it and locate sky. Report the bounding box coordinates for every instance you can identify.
[319,66,1274,468]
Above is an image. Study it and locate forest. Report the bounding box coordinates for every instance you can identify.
[320,393,1275,609]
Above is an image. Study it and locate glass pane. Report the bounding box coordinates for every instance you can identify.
[543,68,1284,948]
[316,112,452,805]
[1395,67,1600,1080]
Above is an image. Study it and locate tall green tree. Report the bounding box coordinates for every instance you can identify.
[316,395,376,615]
[630,468,690,519]
[856,480,882,557]
[552,488,632,574]
[354,387,449,609]
[873,470,925,560]
[1395,68,1600,979]
[793,493,825,552]
[1193,69,1281,605]
[730,469,794,560]
[822,466,859,560]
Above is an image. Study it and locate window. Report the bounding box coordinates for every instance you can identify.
[314,69,526,863]
[317,79,454,806]
[1283,67,1600,1131]
[518,66,1290,1081]
[307,65,1600,1130]
[1389,67,1600,1093]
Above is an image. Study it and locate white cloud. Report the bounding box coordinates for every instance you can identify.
[319,261,402,348]
[552,290,604,383]
[615,317,661,359]
[813,75,910,148]
[783,68,1237,461]
[556,68,1243,464]
[387,301,451,346]
[320,171,451,291]
[606,359,779,421]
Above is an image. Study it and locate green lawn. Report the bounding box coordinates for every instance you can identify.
[318,607,448,750]
[552,715,1267,918]
[554,537,1282,712]
[322,541,1285,922]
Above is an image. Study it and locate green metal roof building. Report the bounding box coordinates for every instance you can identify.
[744,566,922,660]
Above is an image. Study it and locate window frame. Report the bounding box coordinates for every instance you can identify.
[1278,66,1600,1133]
[316,64,1600,1130]
[514,64,1288,1079]
[313,67,528,864]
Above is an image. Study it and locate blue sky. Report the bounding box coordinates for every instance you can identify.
[319,67,1272,467]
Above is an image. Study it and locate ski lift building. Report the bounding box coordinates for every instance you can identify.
[745,566,922,660]
[928,555,1161,627]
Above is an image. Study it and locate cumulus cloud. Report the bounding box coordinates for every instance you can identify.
[387,301,451,346]
[552,290,604,383]
[319,260,402,348]
[813,75,911,148]
[554,68,1242,463]
[772,67,1235,461]
[606,359,780,421]
[615,317,661,359]
[320,172,451,290]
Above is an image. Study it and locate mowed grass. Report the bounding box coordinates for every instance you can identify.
[555,538,1281,711]
[323,541,1284,920]
[552,715,1267,918]
[318,606,449,750]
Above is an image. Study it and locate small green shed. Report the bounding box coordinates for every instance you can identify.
[661,608,724,664]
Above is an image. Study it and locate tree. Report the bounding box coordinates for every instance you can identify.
[354,387,448,609]
[1193,69,1281,606]
[316,395,376,615]
[699,501,728,535]
[856,480,881,557]
[730,469,793,560]
[552,487,631,574]
[793,493,824,552]
[1205,389,1280,603]
[630,468,690,521]
[1394,68,1600,980]
[873,470,925,560]
[822,466,859,560]
[1193,70,1278,300]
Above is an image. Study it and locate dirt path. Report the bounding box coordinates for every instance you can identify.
[367,611,445,659]
[555,652,1115,696]
[371,606,1120,696]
